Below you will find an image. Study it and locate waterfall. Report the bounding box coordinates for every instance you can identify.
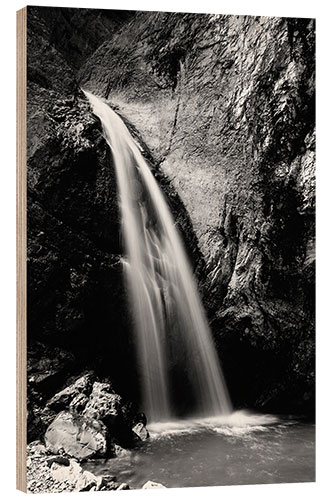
[84,91,232,422]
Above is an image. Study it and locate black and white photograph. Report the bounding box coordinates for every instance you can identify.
[17,3,315,494]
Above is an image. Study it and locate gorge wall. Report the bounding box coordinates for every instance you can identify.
[27,7,204,433]
[27,7,315,425]
[80,12,315,414]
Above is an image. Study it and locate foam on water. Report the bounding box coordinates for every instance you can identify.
[148,410,280,439]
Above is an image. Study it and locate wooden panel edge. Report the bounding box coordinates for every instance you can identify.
[16,6,27,494]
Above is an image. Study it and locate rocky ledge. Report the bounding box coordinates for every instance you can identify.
[27,442,166,493]
[27,442,130,493]
[27,371,155,493]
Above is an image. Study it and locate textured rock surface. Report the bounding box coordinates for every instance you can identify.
[44,411,108,459]
[36,371,148,452]
[29,6,133,70]
[50,459,83,486]
[27,7,315,418]
[46,371,95,412]
[38,371,95,428]
[50,461,106,492]
[26,441,130,493]
[83,381,121,424]
[132,422,150,441]
[81,12,315,413]
[27,7,205,419]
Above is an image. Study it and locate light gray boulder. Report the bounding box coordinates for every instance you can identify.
[45,411,108,460]
[142,480,166,489]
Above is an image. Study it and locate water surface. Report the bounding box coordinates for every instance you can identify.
[85,412,315,488]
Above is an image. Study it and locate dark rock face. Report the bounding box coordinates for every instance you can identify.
[43,371,95,425]
[27,6,130,416]
[28,6,134,72]
[27,8,205,420]
[80,12,315,414]
[26,77,133,401]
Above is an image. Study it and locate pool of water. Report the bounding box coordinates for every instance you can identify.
[85,411,315,489]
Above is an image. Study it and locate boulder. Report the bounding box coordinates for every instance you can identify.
[83,381,122,426]
[132,422,149,441]
[27,440,48,456]
[117,483,130,490]
[114,444,130,457]
[45,411,108,460]
[50,459,83,486]
[132,411,147,427]
[46,372,95,412]
[50,459,102,492]
[75,470,99,492]
[142,480,166,489]
[39,372,95,430]
[99,475,118,490]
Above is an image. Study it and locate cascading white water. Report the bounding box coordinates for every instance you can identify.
[84,90,232,422]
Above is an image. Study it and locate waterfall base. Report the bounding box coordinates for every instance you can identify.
[84,414,315,488]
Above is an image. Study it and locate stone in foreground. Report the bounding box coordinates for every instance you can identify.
[83,381,121,426]
[142,480,166,489]
[45,411,108,459]
[50,459,82,486]
[132,422,149,441]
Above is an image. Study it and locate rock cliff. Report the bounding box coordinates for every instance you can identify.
[27,7,315,420]
[80,12,315,413]
[26,7,205,422]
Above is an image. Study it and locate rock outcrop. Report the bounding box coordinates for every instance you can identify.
[80,12,315,413]
[27,441,130,493]
[27,7,315,418]
[132,422,150,441]
[29,7,134,70]
[27,7,205,419]
[45,411,108,459]
[83,381,122,425]
[39,372,149,458]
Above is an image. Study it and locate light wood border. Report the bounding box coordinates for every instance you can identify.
[16,6,27,493]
